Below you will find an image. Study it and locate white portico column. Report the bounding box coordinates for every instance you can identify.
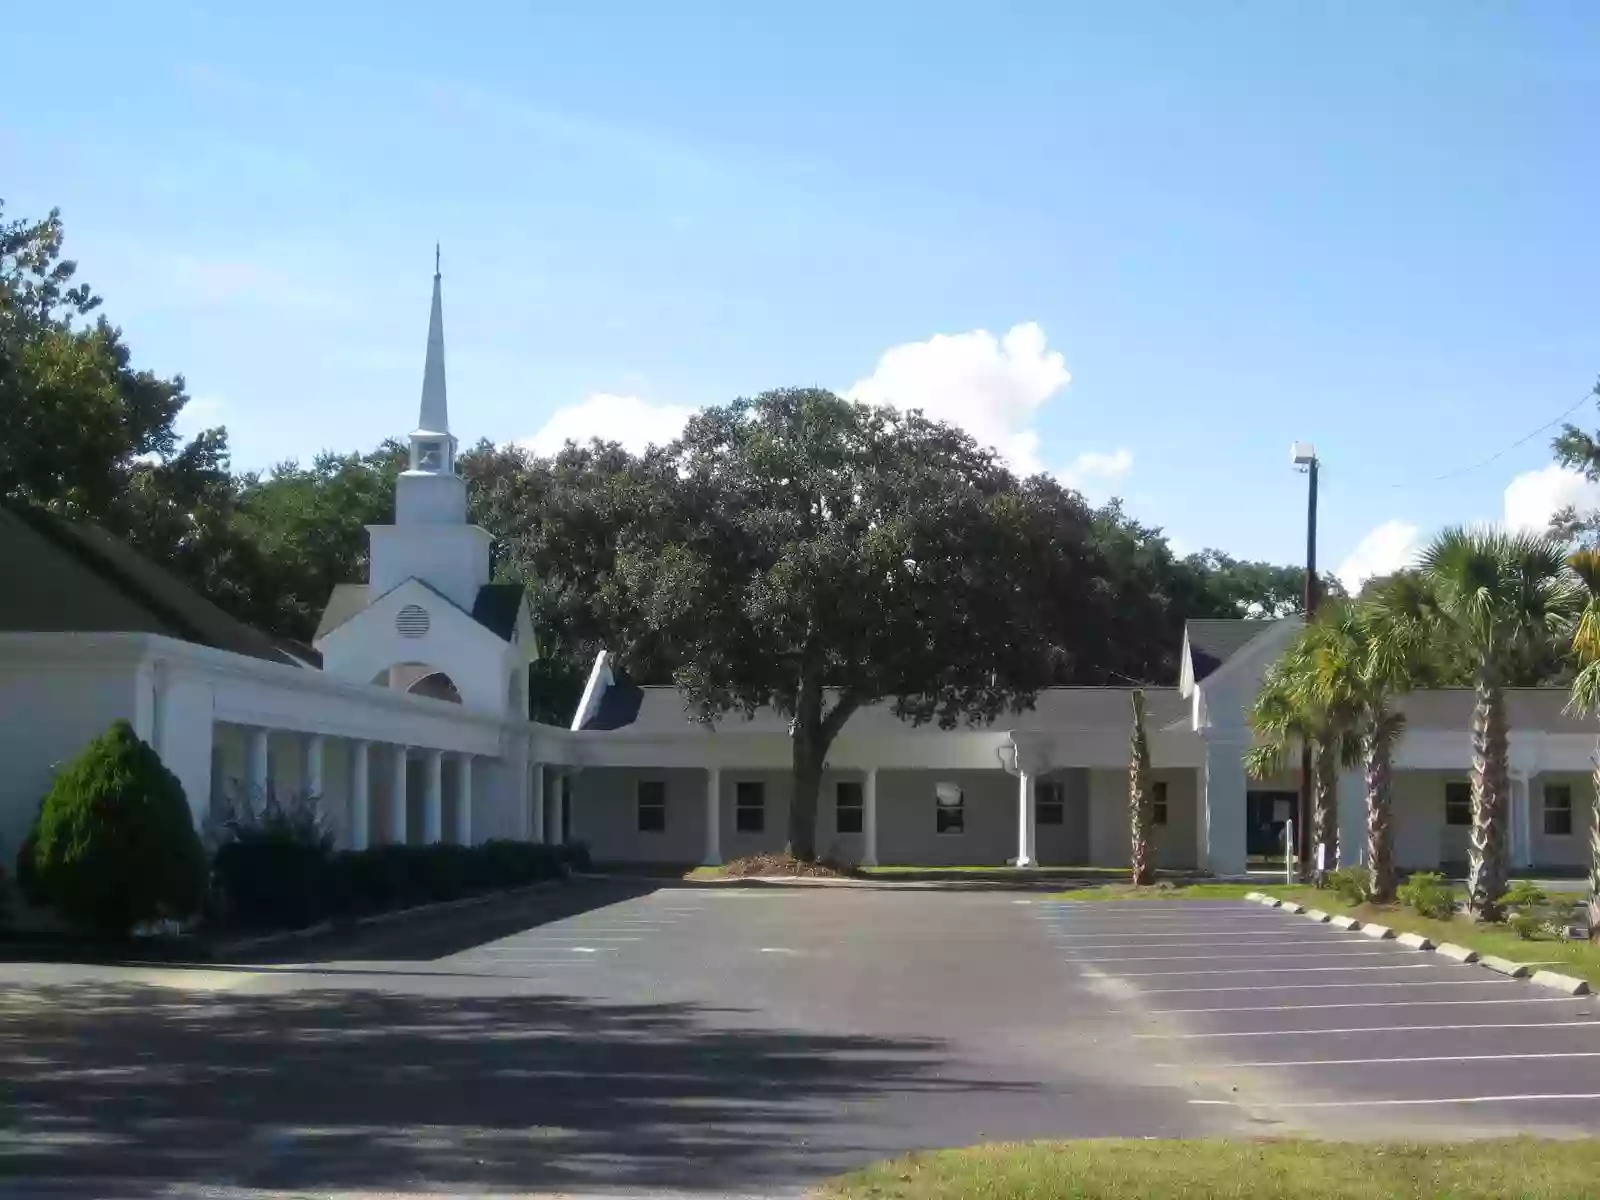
[423,749,444,843]
[245,727,270,803]
[1014,769,1037,868]
[703,766,722,866]
[530,763,546,844]
[349,740,371,851]
[390,745,409,845]
[549,773,567,846]
[1509,771,1533,869]
[305,734,326,800]
[861,768,879,868]
[455,754,473,846]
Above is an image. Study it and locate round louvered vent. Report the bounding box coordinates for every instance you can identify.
[395,604,430,637]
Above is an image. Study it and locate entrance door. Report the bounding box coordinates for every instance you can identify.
[1247,790,1298,862]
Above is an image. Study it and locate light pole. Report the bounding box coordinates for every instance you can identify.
[1291,442,1320,879]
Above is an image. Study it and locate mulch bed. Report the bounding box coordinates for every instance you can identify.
[718,853,857,879]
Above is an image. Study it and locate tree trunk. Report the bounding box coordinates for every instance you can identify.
[1468,665,1509,921]
[1588,744,1600,944]
[1366,719,1396,904]
[787,732,823,863]
[1312,737,1339,886]
[1129,690,1153,887]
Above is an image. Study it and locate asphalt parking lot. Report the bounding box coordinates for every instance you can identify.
[0,881,1238,1198]
[1042,898,1600,1137]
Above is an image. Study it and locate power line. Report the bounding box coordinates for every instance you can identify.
[1381,389,1596,490]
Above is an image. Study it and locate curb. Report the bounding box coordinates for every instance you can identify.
[1531,970,1591,996]
[1361,923,1395,940]
[211,879,564,956]
[1304,909,1331,923]
[1480,955,1531,979]
[1281,902,1305,914]
[1396,931,1433,950]
[1436,942,1479,963]
[1329,915,1360,930]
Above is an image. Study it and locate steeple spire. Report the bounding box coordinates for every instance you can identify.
[417,246,448,435]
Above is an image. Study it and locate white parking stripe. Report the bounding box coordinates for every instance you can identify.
[1194,1093,1600,1109]
[1109,963,1439,978]
[1048,935,1347,943]
[1161,1051,1600,1068]
[1073,950,1404,963]
[1139,978,1514,994]
[1136,1021,1600,1039]
[1150,996,1587,1014]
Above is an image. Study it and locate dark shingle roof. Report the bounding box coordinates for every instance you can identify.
[0,502,299,665]
[578,684,1187,735]
[1184,618,1283,683]
[314,581,525,643]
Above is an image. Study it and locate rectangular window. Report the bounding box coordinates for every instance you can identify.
[636,779,666,832]
[935,781,965,835]
[836,781,864,834]
[1036,780,1064,826]
[1152,780,1169,827]
[1545,783,1574,837]
[1445,781,1473,827]
[735,781,765,833]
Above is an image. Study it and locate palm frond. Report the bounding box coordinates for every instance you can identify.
[1569,660,1600,719]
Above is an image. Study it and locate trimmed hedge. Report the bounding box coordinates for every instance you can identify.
[211,837,589,932]
[22,720,207,935]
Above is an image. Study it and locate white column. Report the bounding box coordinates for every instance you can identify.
[305,734,326,800]
[1509,772,1532,869]
[455,754,473,846]
[550,773,567,846]
[390,745,409,845]
[861,768,879,868]
[245,727,270,803]
[1336,769,1366,868]
[423,749,444,843]
[703,766,722,866]
[349,740,370,852]
[1202,738,1249,877]
[530,763,546,845]
[1015,769,1037,867]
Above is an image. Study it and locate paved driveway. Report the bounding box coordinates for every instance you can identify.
[1042,898,1600,1138]
[0,881,1239,1198]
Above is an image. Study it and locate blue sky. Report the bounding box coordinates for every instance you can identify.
[7,1,1600,586]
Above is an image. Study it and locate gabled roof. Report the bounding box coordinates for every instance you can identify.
[313,579,526,643]
[0,501,301,665]
[577,683,1188,735]
[1183,618,1285,684]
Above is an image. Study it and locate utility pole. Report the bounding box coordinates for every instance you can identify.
[1292,444,1320,879]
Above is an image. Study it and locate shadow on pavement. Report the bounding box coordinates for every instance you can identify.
[0,981,1023,1195]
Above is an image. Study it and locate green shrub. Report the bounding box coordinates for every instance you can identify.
[1501,880,1553,940]
[1324,866,1372,906]
[26,720,207,935]
[1397,871,1456,920]
[209,785,335,931]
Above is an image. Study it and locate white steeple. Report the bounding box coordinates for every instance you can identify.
[417,243,450,437]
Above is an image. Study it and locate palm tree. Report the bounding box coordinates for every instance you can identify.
[1129,689,1154,886]
[1564,548,1600,942]
[1245,629,1352,885]
[1416,527,1581,921]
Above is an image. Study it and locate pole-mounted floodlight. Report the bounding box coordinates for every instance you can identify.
[1291,441,1317,469]
[1291,440,1321,879]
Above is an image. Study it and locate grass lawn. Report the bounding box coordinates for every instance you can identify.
[1050,880,1600,986]
[817,1138,1600,1200]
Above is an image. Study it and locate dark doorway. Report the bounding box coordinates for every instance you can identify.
[1247,790,1298,862]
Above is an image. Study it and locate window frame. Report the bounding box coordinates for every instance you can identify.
[1151,779,1169,827]
[1036,779,1065,826]
[835,780,864,834]
[1544,782,1575,837]
[935,781,965,835]
[735,780,765,834]
[1445,781,1473,827]
[636,778,667,833]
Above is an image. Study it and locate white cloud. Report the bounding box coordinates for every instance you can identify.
[175,394,225,438]
[1504,463,1600,535]
[520,393,694,456]
[1335,519,1423,594]
[1060,448,1133,492]
[845,322,1070,475]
